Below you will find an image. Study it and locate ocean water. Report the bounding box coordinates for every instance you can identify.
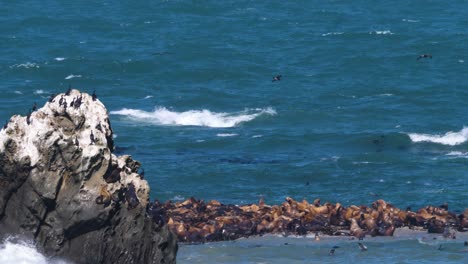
[1,1,468,263]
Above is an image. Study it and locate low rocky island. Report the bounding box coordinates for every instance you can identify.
[0,89,177,263]
[1,89,467,263]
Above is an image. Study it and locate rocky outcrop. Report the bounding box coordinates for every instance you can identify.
[0,89,177,263]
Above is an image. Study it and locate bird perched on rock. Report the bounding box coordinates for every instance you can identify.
[90,131,95,145]
[66,85,72,96]
[92,90,97,101]
[417,54,432,60]
[32,102,37,111]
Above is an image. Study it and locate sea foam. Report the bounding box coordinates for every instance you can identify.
[0,238,69,264]
[110,107,276,128]
[407,127,468,146]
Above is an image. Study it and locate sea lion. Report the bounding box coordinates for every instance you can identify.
[95,184,111,207]
[125,183,140,209]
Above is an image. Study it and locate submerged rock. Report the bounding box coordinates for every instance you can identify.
[0,89,177,263]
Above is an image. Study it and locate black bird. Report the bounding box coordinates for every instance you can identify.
[96,122,102,132]
[92,90,97,101]
[417,54,432,60]
[272,75,282,82]
[358,242,368,251]
[75,137,79,147]
[90,131,95,145]
[329,245,339,255]
[32,102,37,111]
[66,85,72,96]
[140,168,145,179]
[3,120,8,130]
[26,110,31,125]
[59,95,64,106]
[70,97,75,107]
[48,93,56,103]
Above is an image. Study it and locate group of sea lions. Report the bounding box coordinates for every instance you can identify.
[145,197,468,243]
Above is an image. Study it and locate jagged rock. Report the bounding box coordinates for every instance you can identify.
[0,89,177,263]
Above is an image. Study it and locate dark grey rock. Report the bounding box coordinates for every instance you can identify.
[0,89,177,263]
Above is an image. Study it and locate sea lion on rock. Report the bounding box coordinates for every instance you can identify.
[95,184,111,207]
[125,183,140,210]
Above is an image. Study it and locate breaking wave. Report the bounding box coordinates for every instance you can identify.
[110,107,276,128]
[407,127,468,146]
[0,237,70,264]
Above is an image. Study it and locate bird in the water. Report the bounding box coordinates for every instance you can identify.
[272,75,282,82]
[329,246,339,255]
[417,54,432,60]
[358,242,368,251]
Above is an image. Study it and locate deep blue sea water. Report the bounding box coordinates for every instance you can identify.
[1,1,468,263]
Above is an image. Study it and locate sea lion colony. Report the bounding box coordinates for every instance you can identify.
[144,197,468,243]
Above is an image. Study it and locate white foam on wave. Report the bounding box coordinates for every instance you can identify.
[65,74,81,80]
[34,89,45,95]
[321,32,344,36]
[54,57,66,61]
[14,90,23,94]
[144,95,153,99]
[10,62,40,69]
[216,133,238,137]
[445,151,468,158]
[370,30,394,35]
[110,107,276,128]
[402,19,420,23]
[0,238,70,264]
[407,127,468,146]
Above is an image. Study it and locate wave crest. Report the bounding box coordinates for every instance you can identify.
[407,127,468,146]
[110,107,276,128]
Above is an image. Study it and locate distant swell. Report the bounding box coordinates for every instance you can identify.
[110,107,276,128]
[407,127,468,146]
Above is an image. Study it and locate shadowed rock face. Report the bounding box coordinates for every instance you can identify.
[0,89,177,264]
